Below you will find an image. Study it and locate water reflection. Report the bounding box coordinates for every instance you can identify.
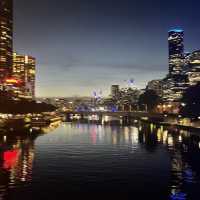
[166,130,200,200]
[0,122,60,200]
[67,123,200,199]
[139,124,200,199]
[0,122,200,199]
[0,132,35,199]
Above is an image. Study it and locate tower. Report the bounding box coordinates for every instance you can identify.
[0,0,13,81]
[168,29,184,76]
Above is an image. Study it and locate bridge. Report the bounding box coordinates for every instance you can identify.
[63,111,179,124]
[65,111,165,119]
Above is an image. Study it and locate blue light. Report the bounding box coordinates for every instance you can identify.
[111,106,118,112]
[168,28,184,33]
[170,192,186,200]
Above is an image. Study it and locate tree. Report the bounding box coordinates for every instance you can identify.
[180,82,200,118]
[138,90,161,112]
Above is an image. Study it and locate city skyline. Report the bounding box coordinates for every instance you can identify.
[1,1,200,199]
[14,0,200,97]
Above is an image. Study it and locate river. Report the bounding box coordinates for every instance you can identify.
[0,122,200,199]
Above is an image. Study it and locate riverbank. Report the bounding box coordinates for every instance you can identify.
[0,113,62,132]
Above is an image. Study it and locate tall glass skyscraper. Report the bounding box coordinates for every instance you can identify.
[162,29,188,103]
[168,29,184,75]
[0,0,13,81]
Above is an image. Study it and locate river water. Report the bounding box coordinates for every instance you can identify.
[0,122,200,200]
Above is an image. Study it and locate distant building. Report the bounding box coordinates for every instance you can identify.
[168,29,184,76]
[0,0,13,81]
[185,50,200,85]
[12,53,36,98]
[147,79,163,96]
[119,87,142,104]
[111,85,120,99]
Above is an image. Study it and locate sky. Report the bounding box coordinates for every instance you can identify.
[14,0,200,97]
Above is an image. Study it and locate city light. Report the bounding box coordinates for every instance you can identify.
[3,150,20,170]
[168,136,174,146]
[0,0,200,199]
[5,78,21,84]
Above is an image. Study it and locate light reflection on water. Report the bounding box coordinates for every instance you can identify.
[0,122,200,199]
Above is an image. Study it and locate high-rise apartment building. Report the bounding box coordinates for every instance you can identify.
[0,0,13,81]
[12,53,36,98]
[185,50,200,85]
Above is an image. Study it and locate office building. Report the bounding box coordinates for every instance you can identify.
[168,29,184,76]
[162,29,188,103]
[0,0,13,81]
[185,50,200,85]
[12,53,36,98]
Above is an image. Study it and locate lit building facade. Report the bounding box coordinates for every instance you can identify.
[0,0,13,81]
[162,29,188,103]
[162,76,188,103]
[185,50,200,85]
[12,53,36,98]
[168,29,184,76]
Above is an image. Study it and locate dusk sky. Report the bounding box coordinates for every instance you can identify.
[14,0,200,97]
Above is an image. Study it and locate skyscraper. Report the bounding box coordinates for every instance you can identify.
[162,29,188,103]
[185,50,200,85]
[0,0,13,81]
[168,29,184,75]
[13,53,36,98]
